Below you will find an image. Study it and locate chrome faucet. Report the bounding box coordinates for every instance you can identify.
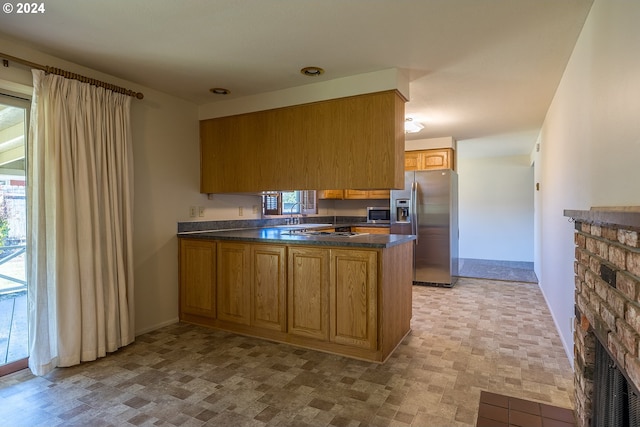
[289,202,301,224]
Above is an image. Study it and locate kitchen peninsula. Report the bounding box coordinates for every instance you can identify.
[178,224,414,362]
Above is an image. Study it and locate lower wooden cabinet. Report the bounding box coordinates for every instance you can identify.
[217,242,287,331]
[330,249,377,349]
[179,239,217,320]
[352,226,390,234]
[251,244,286,331]
[287,246,330,340]
[178,237,413,362]
[217,242,251,325]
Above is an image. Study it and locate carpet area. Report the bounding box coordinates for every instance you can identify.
[459,258,538,283]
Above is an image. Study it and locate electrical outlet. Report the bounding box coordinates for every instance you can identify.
[252,205,259,214]
[198,206,205,217]
[189,206,196,218]
[238,206,243,216]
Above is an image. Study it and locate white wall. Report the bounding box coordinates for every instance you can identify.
[535,0,640,364]
[457,152,534,262]
[0,37,263,335]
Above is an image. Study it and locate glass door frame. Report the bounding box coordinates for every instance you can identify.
[0,91,30,376]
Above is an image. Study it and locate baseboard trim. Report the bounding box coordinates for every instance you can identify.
[135,317,180,336]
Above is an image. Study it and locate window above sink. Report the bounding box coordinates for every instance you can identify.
[262,190,317,216]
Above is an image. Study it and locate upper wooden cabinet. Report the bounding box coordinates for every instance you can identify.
[404,148,454,171]
[318,190,344,200]
[200,90,406,193]
[319,189,390,200]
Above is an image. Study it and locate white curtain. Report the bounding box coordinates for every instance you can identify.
[27,69,135,376]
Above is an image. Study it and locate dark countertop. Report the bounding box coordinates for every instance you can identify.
[178,226,414,249]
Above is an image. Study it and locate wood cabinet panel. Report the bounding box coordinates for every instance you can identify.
[251,244,286,331]
[179,239,216,319]
[179,237,413,362]
[217,242,251,325]
[200,90,405,193]
[344,189,369,199]
[318,190,344,199]
[320,189,390,200]
[287,247,330,340]
[330,249,377,349]
[404,148,454,171]
[421,149,451,169]
[404,151,421,171]
[367,190,391,199]
[352,226,390,235]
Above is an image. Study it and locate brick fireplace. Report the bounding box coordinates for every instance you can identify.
[565,208,640,427]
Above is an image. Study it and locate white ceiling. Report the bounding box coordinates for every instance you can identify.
[0,0,593,155]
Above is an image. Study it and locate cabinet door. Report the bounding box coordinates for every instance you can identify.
[344,189,369,199]
[318,190,344,199]
[251,244,286,331]
[353,226,390,235]
[420,149,451,170]
[217,242,251,325]
[367,190,390,199]
[330,249,377,349]
[180,239,217,319]
[287,247,330,340]
[404,151,421,171]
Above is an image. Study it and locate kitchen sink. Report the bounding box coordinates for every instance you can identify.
[272,223,332,230]
[283,230,367,238]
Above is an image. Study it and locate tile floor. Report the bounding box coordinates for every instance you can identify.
[0,278,574,426]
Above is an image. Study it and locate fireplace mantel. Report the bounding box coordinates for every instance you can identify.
[565,208,640,230]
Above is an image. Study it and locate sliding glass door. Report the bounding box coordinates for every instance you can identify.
[0,94,28,376]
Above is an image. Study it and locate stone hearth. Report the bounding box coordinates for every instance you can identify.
[565,208,640,427]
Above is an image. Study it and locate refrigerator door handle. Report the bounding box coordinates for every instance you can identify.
[411,181,418,243]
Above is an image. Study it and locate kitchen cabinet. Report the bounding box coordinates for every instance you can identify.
[330,249,377,349]
[178,235,413,362]
[318,190,344,199]
[216,242,287,330]
[179,239,217,322]
[320,189,390,200]
[287,247,330,340]
[217,242,251,325]
[344,189,368,199]
[404,148,454,171]
[200,90,406,193]
[367,190,391,199]
[352,226,390,235]
[251,244,287,331]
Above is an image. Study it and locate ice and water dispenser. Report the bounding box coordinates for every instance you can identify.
[395,199,410,223]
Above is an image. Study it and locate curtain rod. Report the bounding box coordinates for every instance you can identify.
[0,51,144,100]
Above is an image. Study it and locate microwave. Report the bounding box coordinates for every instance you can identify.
[367,206,391,224]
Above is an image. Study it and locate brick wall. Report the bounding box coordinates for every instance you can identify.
[568,209,640,427]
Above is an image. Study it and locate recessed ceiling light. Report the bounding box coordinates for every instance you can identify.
[300,66,325,77]
[210,87,230,95]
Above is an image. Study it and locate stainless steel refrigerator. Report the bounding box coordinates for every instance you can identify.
[390,169,459,287]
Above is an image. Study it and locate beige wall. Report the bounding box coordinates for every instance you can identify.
[0,37,203,334]
[534,0,640,364]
